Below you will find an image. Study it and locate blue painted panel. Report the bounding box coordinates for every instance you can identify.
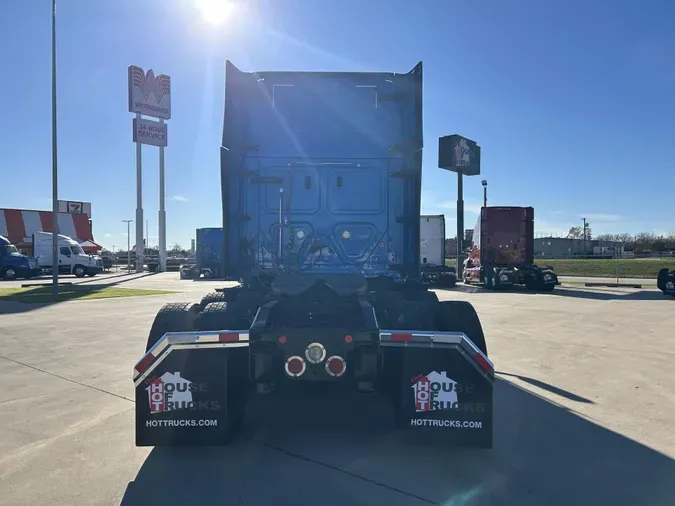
[221,61,423,279]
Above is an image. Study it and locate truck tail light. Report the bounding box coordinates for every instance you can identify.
[285,356,306,377]
[325,356,346,377]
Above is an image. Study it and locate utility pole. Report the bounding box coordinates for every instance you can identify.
[123,220,133,273]
[582,217,588,257]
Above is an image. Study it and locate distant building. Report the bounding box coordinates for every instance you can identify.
[0,207,101,255]
[535,237,624,258]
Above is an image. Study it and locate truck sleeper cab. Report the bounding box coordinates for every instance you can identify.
[33,232,102,277]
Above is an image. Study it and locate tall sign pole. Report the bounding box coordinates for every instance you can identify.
[456,171,464,273]
[51,0,59,295]
[128,66,171,272]
[159,119,166,272]
[438,135,481,278]
[135,113,143,272]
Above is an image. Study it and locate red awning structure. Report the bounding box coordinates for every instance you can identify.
[0,208,101,253]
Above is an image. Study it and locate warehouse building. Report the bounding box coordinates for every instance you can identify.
[534,237,623,258]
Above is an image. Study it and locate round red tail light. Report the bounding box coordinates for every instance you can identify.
[325,355,346,377]
[285,356,306,377]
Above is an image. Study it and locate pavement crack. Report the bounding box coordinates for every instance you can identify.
[0,354,133,403]
[0,387,81,406]
[248,438,437,504]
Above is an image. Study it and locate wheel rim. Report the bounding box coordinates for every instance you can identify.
[76,267,83,276]
[7,269,16,278]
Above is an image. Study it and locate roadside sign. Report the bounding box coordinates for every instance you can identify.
[58,200,91,218]
[438,135,481,176]
[128,65,171,119]
[133,117,168,147]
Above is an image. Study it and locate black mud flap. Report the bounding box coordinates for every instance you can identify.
[133,331,250,446]
[381,331,494,448]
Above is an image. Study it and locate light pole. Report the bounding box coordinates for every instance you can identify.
[51,0,59,296]
[481,179,488,208]
[123,220,133,273]
[582,217,588,257]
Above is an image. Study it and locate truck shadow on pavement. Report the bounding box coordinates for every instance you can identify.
[120,379,674,506]
[442,285,666,301]
[547,287,665,301]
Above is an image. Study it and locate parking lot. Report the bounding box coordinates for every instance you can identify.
[0,273,673,505]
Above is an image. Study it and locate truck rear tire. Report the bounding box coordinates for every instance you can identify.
[435,301,487,356]
[439,275,457,288]
[396,300,435,330]
[199,287,241,310]
[195,301,250,331]
[657,268,669,292]
[199,291,226,310]
[483,271,493,290]
[145,302,200,352]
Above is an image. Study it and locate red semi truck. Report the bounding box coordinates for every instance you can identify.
[462,206,558,291]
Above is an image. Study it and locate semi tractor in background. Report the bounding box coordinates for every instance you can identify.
[32,232,102,277]
[463,206,558,291]
[657,268,675,297]
[134,61,494,449]
[420,215,456,287]
[195,227,223,278]
[0,235,41,280]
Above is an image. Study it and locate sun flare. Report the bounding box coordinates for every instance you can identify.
[194,0,234,26]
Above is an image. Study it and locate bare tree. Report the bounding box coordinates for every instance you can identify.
[567,226,583,239]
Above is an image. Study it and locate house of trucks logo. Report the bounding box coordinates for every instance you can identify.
[146,372,194,414]
[411,371,459,412]
[145,372,221,414]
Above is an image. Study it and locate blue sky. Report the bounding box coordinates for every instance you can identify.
[1,0,674,251]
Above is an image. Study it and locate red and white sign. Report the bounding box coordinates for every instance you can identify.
[411,371,458,412]
[128,65,171,120]
[57,200,91,218]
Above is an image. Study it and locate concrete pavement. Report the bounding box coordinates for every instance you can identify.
[0,274,673,505]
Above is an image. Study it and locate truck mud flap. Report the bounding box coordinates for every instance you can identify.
[380,331,494,448]
[133,331,250,446]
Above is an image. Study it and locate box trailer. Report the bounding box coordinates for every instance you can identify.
[463,207,557,291]
[420,215,456,287]
[134,61,494,448]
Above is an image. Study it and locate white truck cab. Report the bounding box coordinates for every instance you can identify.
[33,232,103,277]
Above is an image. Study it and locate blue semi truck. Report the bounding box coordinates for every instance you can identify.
[134,61,494,448]
[0,235,41,280]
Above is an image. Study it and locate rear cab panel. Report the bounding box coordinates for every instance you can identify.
[220,61,423,281]
[480,207,534,267]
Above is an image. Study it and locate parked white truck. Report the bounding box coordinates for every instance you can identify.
[420,215,456,287]
[33,232,102,277]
